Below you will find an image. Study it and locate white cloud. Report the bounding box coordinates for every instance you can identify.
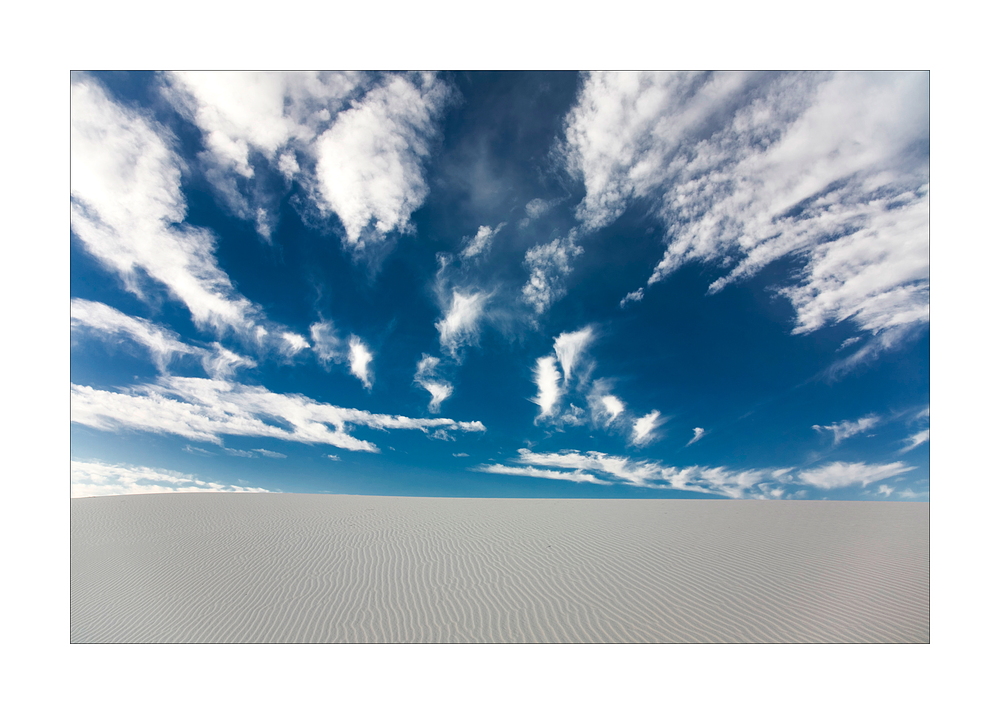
[325,454,341,461]
[414,355,453,413]
[899,429,930,453]
[70,299,257,379]
[163,71,361,239]
[164,72,453,253]
[553,326,594,385]
[436,290,487,358]
[812,415,880,445]
[223,447,256,457]
[797,461,915,489]
[619,288,644,308]
[460,223,505,260]
[70,298,199,371]
[347,335,374,389]
[525,198,554,220]
[531,356,562,419]
[519,198,557,228]
[253,449,286,458]
[201,343,256,379]
[486,448,780,498]
[521,233,583,315]
[686,427,706,446]
[309,320,373,389]
[71,459,270,498]
[585,379,626,428]
[280,332,310,357]
[481,448,918,500]
[309,319,343,365]
[71,377,486,454]
[600,395,625,423]
[631,409,663,446]
[314,73,453,251]
[562,72,929,356]
[475,463,605,484]
[555,404,588,427]
[72,77,261,334]
[877,484,895,497]
[452,452,469,458]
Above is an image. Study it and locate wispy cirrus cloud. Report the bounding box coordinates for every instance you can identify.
[436,289,488,359]
[812,415,880,445]
[533,333,652,442]
[899,429,929,453]
[553,326,594,385]
[201,343,257,379]
[71,298,258,379]
[71,298,200,371]
[279,332,311,357]
[307,319,374,388]
[477,448,916,499]
[521,233,583,315]
[631,409,663,447]
[686,427,706,446]
[585,378,626,428]
[460,223,505,260]
[476,462,606,484]
[797,461,914,489]
[414,355,453,413]
[476,448,781,498]
[309,319,344,365]
[563,71,929,366]
[253,448,286,458]
[71,377,486,454]
[347,335,374,389]
[71,460,270,498]
[531,356,562,419]
[72,77,262,335]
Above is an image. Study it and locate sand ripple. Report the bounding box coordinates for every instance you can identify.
[71,494,929,643]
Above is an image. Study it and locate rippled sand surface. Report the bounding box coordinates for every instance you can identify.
[71,494,929,643]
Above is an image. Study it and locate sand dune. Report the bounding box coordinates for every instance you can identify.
[70,494,929,643]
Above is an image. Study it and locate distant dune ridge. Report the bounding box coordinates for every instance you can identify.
[71,494,929,643]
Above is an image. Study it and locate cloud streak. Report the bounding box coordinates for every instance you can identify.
[797,461,914,489]
[476,448,915,499]
[71,298,200,371]
[72,377,485,454]
[71,460,271,498]
[812,415,880,445]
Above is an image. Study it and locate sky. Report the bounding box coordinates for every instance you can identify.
[69,70,929,501]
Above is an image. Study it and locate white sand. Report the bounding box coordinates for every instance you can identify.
[71,494,929,643]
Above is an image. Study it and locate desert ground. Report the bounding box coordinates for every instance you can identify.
[71,493,929,643]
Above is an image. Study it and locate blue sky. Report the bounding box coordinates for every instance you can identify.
[70,71,929,500]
